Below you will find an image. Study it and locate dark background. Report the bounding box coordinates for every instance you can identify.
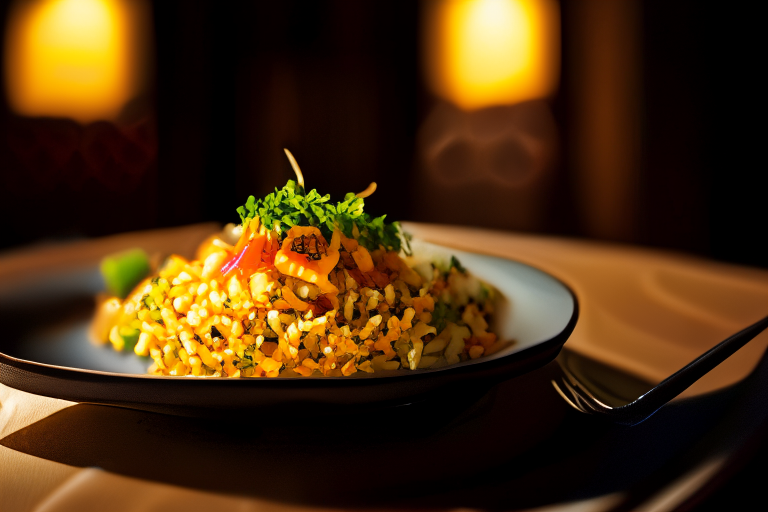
[0,0,763,270]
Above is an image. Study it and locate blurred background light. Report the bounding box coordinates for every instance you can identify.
[0,0,157,248]
[4,0,150,123]
[415,0,560,233]
[423,0,560,110]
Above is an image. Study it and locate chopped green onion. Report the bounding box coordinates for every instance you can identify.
[100,248,151,299]
[118,326,140,351]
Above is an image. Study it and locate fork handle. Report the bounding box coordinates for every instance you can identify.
[627,315,768,423]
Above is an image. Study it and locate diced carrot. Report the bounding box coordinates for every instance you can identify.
[220,233,266,280]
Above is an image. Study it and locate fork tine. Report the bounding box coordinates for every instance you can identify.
[552,376,599,414]
[551,378,585,412]
[553,362,624,417]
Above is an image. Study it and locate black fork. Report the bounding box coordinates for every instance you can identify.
[552,315,768,426]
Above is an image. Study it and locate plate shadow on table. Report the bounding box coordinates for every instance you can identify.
[1,357,753,511]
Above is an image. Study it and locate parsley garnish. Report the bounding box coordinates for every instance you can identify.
[450,256,467,274]
[236,179,405,252]
[430,299,461,332]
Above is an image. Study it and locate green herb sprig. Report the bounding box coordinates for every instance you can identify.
[430,299,461,333]
[236,180,406,253]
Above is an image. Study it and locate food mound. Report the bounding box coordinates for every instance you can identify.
[93,154,506,377]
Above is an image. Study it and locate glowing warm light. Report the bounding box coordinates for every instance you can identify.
[424,0,560,110]
[4,0,149,123]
